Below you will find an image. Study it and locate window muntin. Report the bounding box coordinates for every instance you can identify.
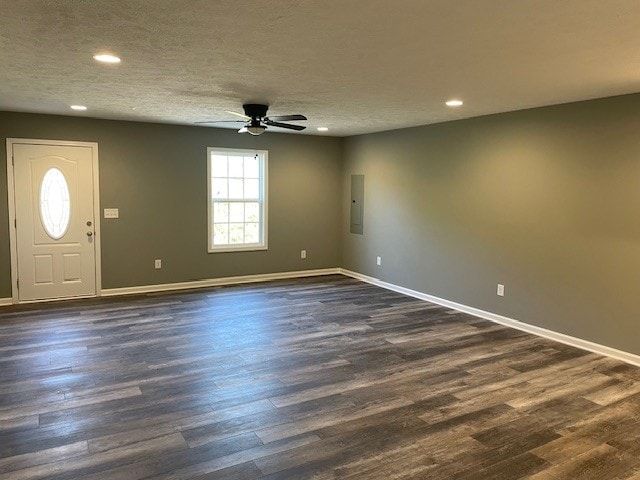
[208,148,267,252]
[40,167,71,239]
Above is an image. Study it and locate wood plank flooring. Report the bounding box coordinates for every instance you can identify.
[1,274,640,479]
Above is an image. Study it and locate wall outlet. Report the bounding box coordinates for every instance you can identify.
[301,250,307,259]
[155,259,162,269]
[376,256,382,266]
[497,283,505,296]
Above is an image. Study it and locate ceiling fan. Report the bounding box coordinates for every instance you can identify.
[196,104,307,135]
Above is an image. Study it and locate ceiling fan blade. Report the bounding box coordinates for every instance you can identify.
[264,120,306,131]
[266,114,307,122]
[226,110,250,120]
[238,126,248,134]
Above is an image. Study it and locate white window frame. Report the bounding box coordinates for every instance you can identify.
[207,147,268,253]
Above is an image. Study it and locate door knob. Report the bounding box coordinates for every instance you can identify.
[87,231,93,237]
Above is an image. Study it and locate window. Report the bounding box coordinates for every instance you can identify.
[40,167,71,239]
[208,147,268,252]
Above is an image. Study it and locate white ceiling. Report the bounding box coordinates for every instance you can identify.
[1,0,640,136]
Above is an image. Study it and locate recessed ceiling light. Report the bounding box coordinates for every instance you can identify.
[446,99,463,107]
[93,53,121,64]
[70,105,87,111]
[317,127,329,132]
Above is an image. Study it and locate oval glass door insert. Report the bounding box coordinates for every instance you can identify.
[40,167,71,239]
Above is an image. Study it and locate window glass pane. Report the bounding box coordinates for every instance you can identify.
[229,223,244,244]
[229,179,243,199]
[212,155,228,177]
[208,148,266,251]
[245,223,259,243]
[40,167,71,240]
[245,202,259,222]
[244,156,259,178]
[213,223,229,245]
[245,179,259,199]
[212,178,228,199]
[229,203,244,222]
[213,202,229,223]
[228,156,243,177]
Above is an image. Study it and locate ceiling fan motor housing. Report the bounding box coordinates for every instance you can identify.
[243,104,269,119]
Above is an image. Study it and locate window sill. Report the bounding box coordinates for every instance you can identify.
[208,245,268,254]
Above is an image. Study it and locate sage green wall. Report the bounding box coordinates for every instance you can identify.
[342,94,640,355]
[0,112,342,295]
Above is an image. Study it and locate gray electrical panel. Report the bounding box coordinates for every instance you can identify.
[350,175,364,234]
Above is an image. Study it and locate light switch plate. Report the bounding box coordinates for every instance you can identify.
[104,208,119,219]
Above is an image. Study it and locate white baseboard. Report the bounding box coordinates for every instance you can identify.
[339,268,640,368]
[0,298,12,306]
[101,268,341,297]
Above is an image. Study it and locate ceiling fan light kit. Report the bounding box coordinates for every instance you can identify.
[246,125,267,136]
[197,104,307,135]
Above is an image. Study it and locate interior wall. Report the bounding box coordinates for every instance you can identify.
[0,112,343,296]
[342,93,640,355]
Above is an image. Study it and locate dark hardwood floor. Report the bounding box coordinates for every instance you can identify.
[1,275,640,479]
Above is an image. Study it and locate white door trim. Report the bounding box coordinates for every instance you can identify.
[6,138,102,304]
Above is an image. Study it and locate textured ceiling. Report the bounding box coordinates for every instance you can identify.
[1,0,640,136]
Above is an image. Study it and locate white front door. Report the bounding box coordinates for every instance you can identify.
[11,142,98,301]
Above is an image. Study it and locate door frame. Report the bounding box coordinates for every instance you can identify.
[6,138,102,304]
